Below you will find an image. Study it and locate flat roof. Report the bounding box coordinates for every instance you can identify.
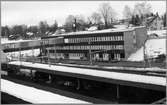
[48,26,146,38]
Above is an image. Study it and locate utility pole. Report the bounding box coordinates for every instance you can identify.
[88,38,93,65]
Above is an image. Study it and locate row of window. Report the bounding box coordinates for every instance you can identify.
[114,53,121,60]
[47,53,123,60]
[65,36,124,43]
[69,53,84,57]
[52,45,124,50]
[42,37,64,45]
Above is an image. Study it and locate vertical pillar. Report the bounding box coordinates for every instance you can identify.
[76,78,80,90]
[39,45,42,63]
[55,44,57,63]
[32,47,34,63]
[48,40,51,66]
[19,47,22,65]
[30,69,33,80]
[48,74,52,83]
[88,40,92,65]
[41,41,44,63]
[48,48,51,67]
[116,84,120,100]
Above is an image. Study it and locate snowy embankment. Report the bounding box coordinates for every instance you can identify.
[1,79,90,104]
[7,49,40,59]
[147,30,166,37]
[9,61,166,86]
[128,38,166,61]
[1,38,32,44]
[1,38,40,60]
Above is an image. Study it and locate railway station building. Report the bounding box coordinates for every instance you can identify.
[41,26,147,61]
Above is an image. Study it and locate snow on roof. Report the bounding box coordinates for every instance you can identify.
[87,26,98,31]
[113,25,128,29]
[1,79,90,104]
[128,38,166,61]
[60,28,133,36]
[9,61,166,86]
[51,26,145,37]
[26,32,33,36]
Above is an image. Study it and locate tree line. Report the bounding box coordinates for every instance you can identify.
[1,2,166,40]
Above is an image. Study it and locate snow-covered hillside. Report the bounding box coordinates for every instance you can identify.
[128,38,166,61]
[147,30,166,37]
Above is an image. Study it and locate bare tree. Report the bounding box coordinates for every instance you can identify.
[65,15,75,27]
[133,2,152,17]
[123,5,132,19]
[10,25,27,39]
[99,3,116,28]
[38,21,49,36]
[50,20,58,33]
[91,12,102,25]
[1,26,10,38]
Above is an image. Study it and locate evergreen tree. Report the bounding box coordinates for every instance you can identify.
[50,20,58,33]
[163,13,166,27]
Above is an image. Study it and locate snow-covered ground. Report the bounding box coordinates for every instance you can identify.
[1,79,90,104]
[1,38,40,61]
[147,30,166,37]
[7,49,40,60]
[1,50,8,63]
[1,38,32,44]
[9,61,166,86]
[128,38,166,61]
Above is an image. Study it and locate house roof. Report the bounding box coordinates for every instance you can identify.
[51,26,145,37]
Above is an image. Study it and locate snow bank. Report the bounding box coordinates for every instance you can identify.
[128,47,144,61]
[1,50,8,63]
[148,30,166,37]
[88,26,98,31]
[128,38,166,61]
[6,49,40,60]
[146,38,166,57]
[113,25,128,29]
[1,79,90,104]
[1,38,32,44]
[9,61,166,86]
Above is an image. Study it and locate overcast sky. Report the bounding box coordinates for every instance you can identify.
[1,1,166,27]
